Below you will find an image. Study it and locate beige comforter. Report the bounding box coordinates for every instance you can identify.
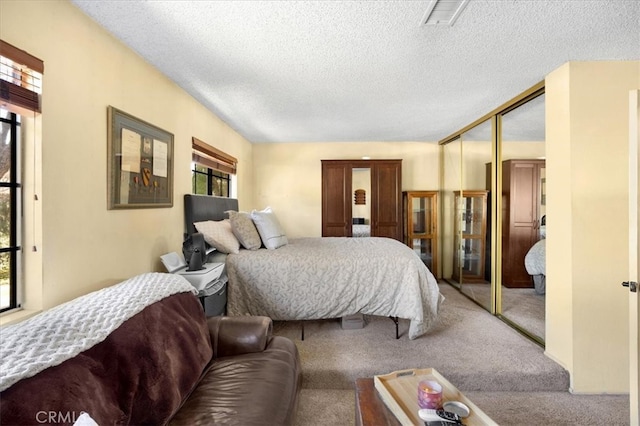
[226,237,443,339]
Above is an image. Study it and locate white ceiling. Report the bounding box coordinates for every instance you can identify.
[71,0,639,143]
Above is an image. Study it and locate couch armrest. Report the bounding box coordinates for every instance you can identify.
[208,316,273,358]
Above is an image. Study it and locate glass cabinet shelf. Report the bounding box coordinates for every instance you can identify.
[452,190,488,283]
[403,191,438,277]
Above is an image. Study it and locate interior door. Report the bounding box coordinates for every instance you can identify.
[502,160,544,287]
[371,160,402,241]
[321,160,351,237]
[628,89,639,426]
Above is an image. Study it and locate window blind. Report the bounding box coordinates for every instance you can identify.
[192,137,237,175]
[0,40,43,113]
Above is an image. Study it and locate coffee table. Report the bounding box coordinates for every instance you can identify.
[355,378,401,426]
[355,368,497,426]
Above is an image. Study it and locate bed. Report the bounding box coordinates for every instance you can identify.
[352,217,370,237]
[524,239,545,295]
[184,195,444,340]
[352,224,371,237]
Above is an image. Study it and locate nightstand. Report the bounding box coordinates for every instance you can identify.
[176,263,226,317]
[197,278,227,317]
[161,252,227,316]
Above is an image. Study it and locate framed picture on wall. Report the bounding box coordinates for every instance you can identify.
[107,106,174,209]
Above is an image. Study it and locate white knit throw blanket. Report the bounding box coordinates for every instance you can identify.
[0,273,196,392]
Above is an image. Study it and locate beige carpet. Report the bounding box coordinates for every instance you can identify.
[295,389,355,426]
[274,284,567,392]
[459,283,545,340]
[276,283,630,426]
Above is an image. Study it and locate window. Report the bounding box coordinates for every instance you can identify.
[0,109,21,312]
[191,137,236,197]
[0,40,43,314]
[192,164,231,197]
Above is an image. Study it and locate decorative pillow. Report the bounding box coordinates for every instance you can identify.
[250,207,288,250]
[194,220,240,254]
[226,210,262,250]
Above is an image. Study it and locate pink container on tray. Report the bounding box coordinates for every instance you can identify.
[417,379,443,409]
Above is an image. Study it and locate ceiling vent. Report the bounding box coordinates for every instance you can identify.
[420,0,469,26]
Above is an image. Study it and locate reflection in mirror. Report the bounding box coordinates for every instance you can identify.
[459,119,492,311]
[442,138,462,288]
[499,93,546,342]
[352,168,371,237]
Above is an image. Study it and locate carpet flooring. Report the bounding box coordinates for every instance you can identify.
[457,283,545,340]
[273,283,630,426]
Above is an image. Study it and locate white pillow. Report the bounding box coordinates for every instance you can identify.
[194,219,240,254]
[250,207,288,250]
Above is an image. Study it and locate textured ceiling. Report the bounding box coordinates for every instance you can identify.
[71,0,640,143]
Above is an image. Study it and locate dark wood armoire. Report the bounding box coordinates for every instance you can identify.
[321,159,402,241]
[501,159,546,288]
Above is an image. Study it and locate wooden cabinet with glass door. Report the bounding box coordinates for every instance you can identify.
[403,191,438,278]
[452,190,487,283]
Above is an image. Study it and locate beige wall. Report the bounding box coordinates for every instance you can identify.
[252,142,439,238]
[0,0,254,313]
[1,0,439,319]
[546,61,640,393]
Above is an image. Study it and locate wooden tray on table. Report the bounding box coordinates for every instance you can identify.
[373,368,497,426]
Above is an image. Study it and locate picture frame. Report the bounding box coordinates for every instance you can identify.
[107,106,174,209]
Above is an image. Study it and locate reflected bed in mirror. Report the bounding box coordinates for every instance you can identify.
[525,224,546,295]
[353,225,370,237]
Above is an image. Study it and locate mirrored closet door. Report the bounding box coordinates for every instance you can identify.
[441,120,493,312]
[439,82,546,345]
[498,92,546,343]
[441,138,462,289]
[458,119,492,312]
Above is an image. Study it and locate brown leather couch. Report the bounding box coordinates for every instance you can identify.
[170,316,303,425]
[0,288,302,426]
